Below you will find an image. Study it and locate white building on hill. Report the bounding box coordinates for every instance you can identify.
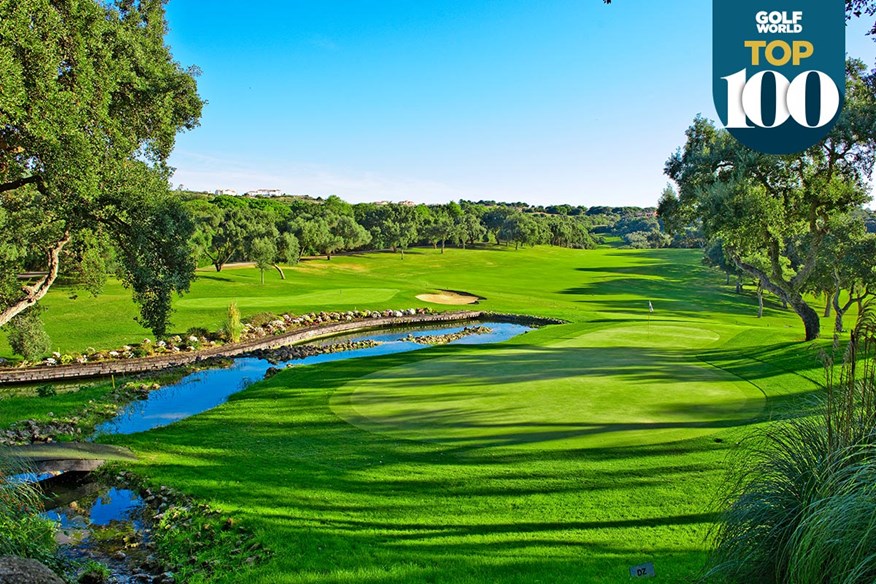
[246,189,283,197]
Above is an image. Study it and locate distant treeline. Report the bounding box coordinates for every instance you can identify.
[175,192,701,271]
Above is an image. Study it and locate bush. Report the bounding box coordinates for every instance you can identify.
[132,346,152,358]
[242,312,278,327]
[185,326,211,340]
[36,385,56,398]
[703,305,876,583]
[3,307,51,360]
[222,302,243,343]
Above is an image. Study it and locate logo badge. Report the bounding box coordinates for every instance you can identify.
[713,1,846,154]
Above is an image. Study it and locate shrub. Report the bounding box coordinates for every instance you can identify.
[3,307,51,360]
[222,302,243,343]
[703,305,876,583]
[242,312,278,327]
[36,385,56,398]
[77,560,111,583]
[132,346,152,358]
[185,326,211,340]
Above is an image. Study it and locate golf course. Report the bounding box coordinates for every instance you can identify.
[1,245,834,582]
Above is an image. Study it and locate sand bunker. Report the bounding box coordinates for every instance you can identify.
[416,290,482,305]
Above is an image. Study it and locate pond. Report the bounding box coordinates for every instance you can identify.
[92,321,531,437]
[37,472,151,583]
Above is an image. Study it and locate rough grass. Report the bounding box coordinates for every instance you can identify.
[1,246,843,582]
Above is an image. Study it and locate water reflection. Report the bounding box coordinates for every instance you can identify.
[93,321,530,437]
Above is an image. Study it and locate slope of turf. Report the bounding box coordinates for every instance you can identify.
[332,323,765,450]
[4,246,838,582]
[114,349,737,583]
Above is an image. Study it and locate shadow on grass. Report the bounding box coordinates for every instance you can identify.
[103,324,824,582]
[566,249,799,322]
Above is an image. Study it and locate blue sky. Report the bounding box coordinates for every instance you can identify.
[164,1,876,207]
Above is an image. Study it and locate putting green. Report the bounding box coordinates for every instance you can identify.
[332,324,765,449]
[175,287,399,310]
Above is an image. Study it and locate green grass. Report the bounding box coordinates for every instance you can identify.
[0,247,826,357]
[0,384,114,428]
[1,246,844,582]
[331,323,764,450]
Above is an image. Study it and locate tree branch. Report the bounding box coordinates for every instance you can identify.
[0,175,42,194]
[789,230,824,290]
[732,255,790,301]
[0,231,71,327]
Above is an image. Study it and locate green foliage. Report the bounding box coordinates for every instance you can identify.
[3,306,51,360]
[223,302,243,343]
[663,62,876,340]
[705,307,876,583]
[36,384,57,398]
[77,560,112,583]
[300,217,343,259]
[242,312,279,328]
[277,232,300,265]
[0,455,57,565]
[185,326,212,339]
[115,190,197,338]
[0,0,203,331]
[249,237,277,285]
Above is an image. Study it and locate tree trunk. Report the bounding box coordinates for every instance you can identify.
[400,248,405,260]
[214,262,223,272]
[441,240,445,254]
[757,285,764,319]
[273,264,285,280]
[326,253,331,260]
[0,232,71,327]
[733,256,819,341]
[832,292,855,335]
[835,307,846,334]
[260,269,265,285]
[789,296,821,341]
[824,291,834,318]
[735,278,743,294]
[726,272,730,285]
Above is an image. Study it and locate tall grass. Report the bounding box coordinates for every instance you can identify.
[704,304,876,584]
[222,301,243,343]
[0,455,57,563]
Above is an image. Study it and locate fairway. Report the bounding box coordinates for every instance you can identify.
[332,324,765,450]
[175,287,400,310]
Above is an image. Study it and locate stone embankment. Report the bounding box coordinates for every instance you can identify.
[246,339,381,365]
[402,325,493,345]
[0,310,489,385]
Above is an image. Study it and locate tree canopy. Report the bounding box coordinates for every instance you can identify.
[660,61,876,340]
[0,0,203,337]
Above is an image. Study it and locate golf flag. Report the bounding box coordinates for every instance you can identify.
[648,301,654,313]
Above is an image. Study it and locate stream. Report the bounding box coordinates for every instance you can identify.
[13,320,531,582]
[92,320,530,437]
